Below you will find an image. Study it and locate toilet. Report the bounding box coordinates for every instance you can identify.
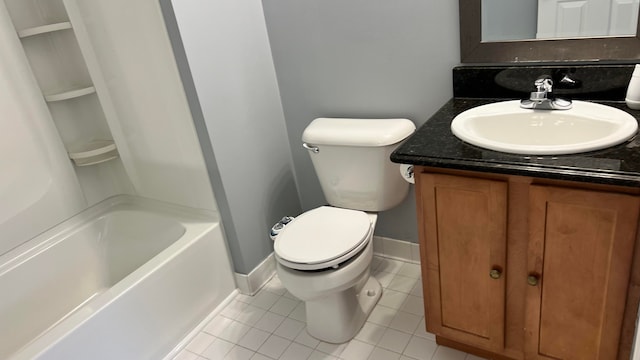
[273,117,415,343]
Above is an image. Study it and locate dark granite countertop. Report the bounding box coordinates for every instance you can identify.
[391,98,640,187]
[391,64,640,187]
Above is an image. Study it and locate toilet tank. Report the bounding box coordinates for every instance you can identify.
[302,118,416,211]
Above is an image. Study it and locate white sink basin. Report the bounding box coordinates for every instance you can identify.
[451,100,638,155]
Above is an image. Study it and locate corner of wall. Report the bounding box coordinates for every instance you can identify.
[234,253,276,295]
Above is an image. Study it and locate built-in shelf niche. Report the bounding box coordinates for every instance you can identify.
[2,0,135,205]
[44,85,95,102]
[17,21,71,38]
[67,139,118,166]
[6,0,119,167]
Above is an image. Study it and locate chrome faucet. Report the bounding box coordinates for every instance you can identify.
[520,75,572,110]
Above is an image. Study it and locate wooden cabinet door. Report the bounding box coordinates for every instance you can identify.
[527,185,640,360]
[417,173,508,352]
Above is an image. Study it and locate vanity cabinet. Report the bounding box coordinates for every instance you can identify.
[526,186,638,360]
[419,173,508,353]
[416,168,640,360]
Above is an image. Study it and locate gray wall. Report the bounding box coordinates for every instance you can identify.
[162,0,301,275]
[262,0,461,243]
[162,0,461,275]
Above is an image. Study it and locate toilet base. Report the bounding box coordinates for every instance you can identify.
[305,275,382,344]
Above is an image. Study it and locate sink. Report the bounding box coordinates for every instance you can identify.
[450,100,638,155]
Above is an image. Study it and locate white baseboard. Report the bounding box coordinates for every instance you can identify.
[373,236,420,264]
[234,253,276,295]
[233,238,418,297]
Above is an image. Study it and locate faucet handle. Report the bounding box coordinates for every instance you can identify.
[534,75,553,92]
[522,74,572,110]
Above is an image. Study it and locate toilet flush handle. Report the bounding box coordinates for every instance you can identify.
[303,143,319,153]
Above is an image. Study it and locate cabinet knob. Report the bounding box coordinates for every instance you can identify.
[527,274,539,286]
[489,268,502,279]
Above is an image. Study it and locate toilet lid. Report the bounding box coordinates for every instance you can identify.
[274,206,371,268]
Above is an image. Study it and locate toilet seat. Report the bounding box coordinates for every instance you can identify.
[274,206,372,271]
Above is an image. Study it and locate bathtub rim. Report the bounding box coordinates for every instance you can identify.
[0,194,219,275]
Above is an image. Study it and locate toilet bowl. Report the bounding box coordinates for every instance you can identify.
[274,206,381,343]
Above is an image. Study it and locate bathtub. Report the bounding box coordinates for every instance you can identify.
[0,195,236,360]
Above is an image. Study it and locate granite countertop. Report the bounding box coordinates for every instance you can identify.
[390,98,640,187]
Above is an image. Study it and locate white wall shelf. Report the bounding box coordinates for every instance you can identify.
[4,0,133,203]
[44,85,95,102]
[67,139,118,166]
[18,21,72,38]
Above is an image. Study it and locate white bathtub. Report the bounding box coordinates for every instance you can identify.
[0,195,236,360]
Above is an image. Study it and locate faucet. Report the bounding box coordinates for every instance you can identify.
[520,75,572,110]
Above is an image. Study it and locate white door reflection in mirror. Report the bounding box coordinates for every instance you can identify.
[537,0,639,39]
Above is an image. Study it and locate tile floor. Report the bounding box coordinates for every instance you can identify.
[173,256,485,360]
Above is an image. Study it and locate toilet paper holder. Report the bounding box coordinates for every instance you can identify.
[403,165,413,180]
[399,164,414,184]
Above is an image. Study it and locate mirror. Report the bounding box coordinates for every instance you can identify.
[482,0,638,42]
[460,0,640,63]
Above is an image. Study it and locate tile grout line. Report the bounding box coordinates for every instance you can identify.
[174,256,482,360]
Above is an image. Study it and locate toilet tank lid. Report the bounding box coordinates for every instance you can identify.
[302,118,416,147]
